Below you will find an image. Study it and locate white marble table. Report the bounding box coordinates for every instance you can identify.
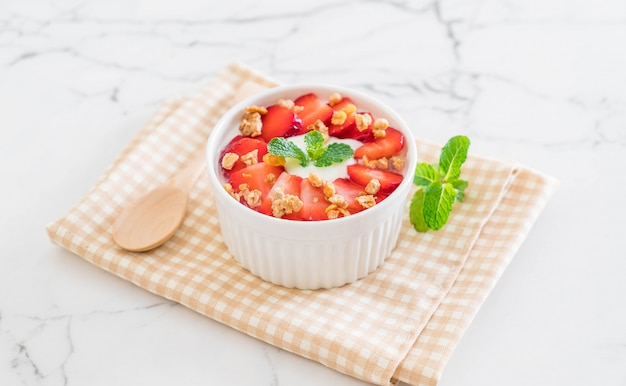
[2,1,625,385]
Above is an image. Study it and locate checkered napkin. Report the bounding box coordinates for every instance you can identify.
[46,62,557,386]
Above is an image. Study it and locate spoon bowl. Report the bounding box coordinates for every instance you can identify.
[112,154,205,252]
[112,185,188,252]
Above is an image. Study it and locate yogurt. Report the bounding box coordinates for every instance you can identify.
[283,134,362,181]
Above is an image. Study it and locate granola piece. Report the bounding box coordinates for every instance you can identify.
[328,92,342,106]
[308,120,329,142]
[245,105,268,115]
[326,206,340,220]
[270,189,303,218]
[372,118,389,139]
[375,157,389,170]
[365,178,381,195]
[373,117,389,130]
[325,204,350,219]
[223,183,240,200]
[355,113,372,132]
[239,110,263,137]
[235,182,262,208]
[331,110,347,125]
[241,189,262,208]
[359,156,389,171]
[240,149,259,166]
[308,172,324,188]
[265,172,276,183]
[323,181,336,198]
[221,152,239,170]
[390,156,405,172]
[277,99,295,109]
[356,195,376,209]
[343,103,357,114]
[327,194,348,209]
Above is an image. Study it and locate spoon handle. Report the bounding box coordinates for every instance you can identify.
[172,153,206,193]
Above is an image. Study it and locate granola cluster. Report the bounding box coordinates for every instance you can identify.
[238,105,266,137]
[270,186,303,218]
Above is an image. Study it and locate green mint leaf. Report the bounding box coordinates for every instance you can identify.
[409,188,429,232]
[314,143,354,167]
[414,163,439,187]
[451,179,468,202]
[409,135,471,232]
[439,135,470,182]
[267,137,309,167]
[304,130,325,160]
[423,181,457,230]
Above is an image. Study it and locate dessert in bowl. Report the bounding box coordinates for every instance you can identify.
[205,84,417,289]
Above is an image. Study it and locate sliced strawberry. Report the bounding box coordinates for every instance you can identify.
[332,178,368,214]
[335,112,375,142]
[219,135,268,177]
[229,163,284,208]
[327,97,357,137]
[346,164,403,193]
[258,171,303,219]
[260,104,302,142]
[300,178,329,221]
[294,93,333,131]
[353,127,404,160]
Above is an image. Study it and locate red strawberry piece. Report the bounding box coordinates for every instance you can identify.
[219,135,268,177]
[353,127,404,160]
[346,164,403,193]
[294,93,333,131]
[336,111,375,142]
[332,178,368,214]
[229,163,284,209]
[258,171,303,219]
[300,178,329,221]
[334,177,391,214]
[259,104,302,142]
[327,97,357,137]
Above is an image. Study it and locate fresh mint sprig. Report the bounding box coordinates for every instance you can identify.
[409,135,470,232]
[267,131,354,167]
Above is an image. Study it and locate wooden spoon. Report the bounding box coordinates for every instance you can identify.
[112,81,270,252]
[112,154,206,252]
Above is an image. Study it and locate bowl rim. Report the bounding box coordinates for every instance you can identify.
[205,83,418,230]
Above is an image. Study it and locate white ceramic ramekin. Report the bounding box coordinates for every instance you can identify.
[206,84,417,290]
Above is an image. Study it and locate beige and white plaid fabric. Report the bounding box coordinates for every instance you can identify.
[46,62,558,386]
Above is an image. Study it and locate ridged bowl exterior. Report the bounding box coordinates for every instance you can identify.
[206,84,417,290]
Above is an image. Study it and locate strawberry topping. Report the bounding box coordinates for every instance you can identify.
[299,178,329,220]
[259,172,303,220]
[327,97,357,137]
[294,93,333,130]
[346,164,403,193]
[259,104,302,142]
[219,135,268,177]
[354,127,404,160]
[229,163,285,208]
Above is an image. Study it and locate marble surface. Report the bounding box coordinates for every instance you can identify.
[1,0,625,385]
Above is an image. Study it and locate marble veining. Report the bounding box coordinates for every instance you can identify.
[1,0,625,385]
